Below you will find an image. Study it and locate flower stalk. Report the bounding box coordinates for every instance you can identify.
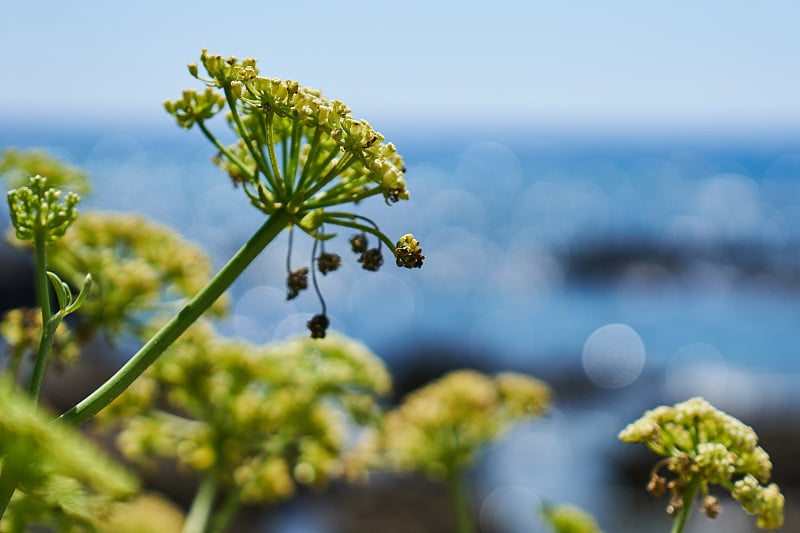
[59,209,291,426]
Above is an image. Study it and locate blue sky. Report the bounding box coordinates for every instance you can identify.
[2,1,798,130]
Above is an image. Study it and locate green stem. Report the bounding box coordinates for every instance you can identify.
[208,490,241,533]
[28,230,51,402]
[446,472,475,533]
[294,126,323,195]
[306,184,383,209]
[671,475,701,533]
[183,473,217,533]
[224,87,272,184]
[284,121,304,196]
[58,209,291,427]
[323,215,396,251]
[302,153,355,200]
[264,113,286,199]
[28,318,58,402]
[0,466,17,518]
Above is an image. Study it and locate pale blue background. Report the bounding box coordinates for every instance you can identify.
[2,1,799,130]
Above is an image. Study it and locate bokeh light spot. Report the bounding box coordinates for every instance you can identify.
[479,485,539,533]
[582,323,645,389]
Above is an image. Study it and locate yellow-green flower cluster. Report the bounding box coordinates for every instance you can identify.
[102,323,391,505]
[732,474,784,529]
[381,370,551,480]
[0,148,90,196]
[619,397,783,529]
[6,176,79,245]
[0,380,136,532]
[164,50,420,266]
[164,50,424,337]
[42,211,227,340]
[165,49,409,210]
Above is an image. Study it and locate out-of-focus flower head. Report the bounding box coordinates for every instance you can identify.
[42,211,228,341]
[0,148,91,196]
[380,370,551,480]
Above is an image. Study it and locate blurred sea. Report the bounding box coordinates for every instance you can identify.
[2,119,800,531]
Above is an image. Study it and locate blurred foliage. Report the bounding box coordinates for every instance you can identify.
[101,493,184,533]
[7,210,229,342]
[98,322,391,506]
[0,380,137,532]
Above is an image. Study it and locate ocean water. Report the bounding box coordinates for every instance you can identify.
[3,120,800,531]
[4,121,800,373]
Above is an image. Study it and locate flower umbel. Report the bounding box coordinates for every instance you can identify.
[164,50,424,337]
[619,397,784,529]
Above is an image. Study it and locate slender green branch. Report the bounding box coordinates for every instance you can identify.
[306,184,383,209]
[302,142,341,189]
[284,121,304,196]
[208,490,241,533]
[28,318,58,402]
[264,112,286,199]
[446,472,475,533]
[183,472,217,533]
[0,467,17,519]
[671,475,701,533]
[294,126,323,195]
[28,228,52,402]
[302,153,356,200]
[324,215,395,250]
[223,86,272,184]
[58,209,291,426]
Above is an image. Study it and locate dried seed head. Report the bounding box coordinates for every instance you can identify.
[358,249,383,271]
[349,233,368,254]
[287,267,309,300]
[306,314,329,339]
[667,496,683,517]
[317,253,342,275]
[647,474,668,498]
[703,495,722,519]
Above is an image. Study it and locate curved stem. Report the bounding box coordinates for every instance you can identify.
[183,473,217,533]
[302,153,355,200]
[28,230,51,403]
[58,209,291,426]
[323,215,396,251]
[208,490,241,533]
[446,471,475,533]
[294,127,323,195]
[671,475,701,533]
[28,317,58,402]
[305,185,383,209]
[264,113,286,199]
[224,87,273,187]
